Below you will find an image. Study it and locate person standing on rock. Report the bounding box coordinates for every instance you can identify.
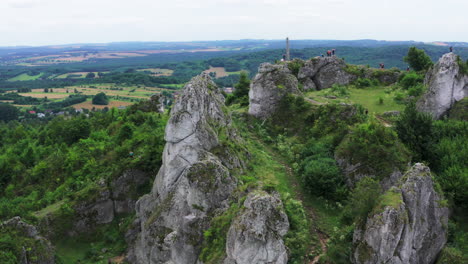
[332,49,336,55]
[450,46,453,52]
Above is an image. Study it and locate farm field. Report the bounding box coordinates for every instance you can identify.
[15,84,169,99]
[136,68,174,76]
[55,72,104,79]
[8,73,44,81]
[203,67,242,78]
[71,99,134,110]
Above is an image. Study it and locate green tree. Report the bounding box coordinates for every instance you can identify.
[0,104,19,122]
[404,47,433,71]
[396,102,434,162]
[92,92,109,105]
[227,71,250,106]
[86,72,96,78]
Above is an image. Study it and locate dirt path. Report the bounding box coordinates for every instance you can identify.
[262,142,328,263]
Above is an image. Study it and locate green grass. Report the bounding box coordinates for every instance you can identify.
[55,240,90,264]
[306,86,406,114]
[8,73,44,81]
[227,71,243,75]
[33,200,66,218]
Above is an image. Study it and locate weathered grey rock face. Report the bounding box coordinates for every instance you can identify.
[224,191,289,264]
[249,63,301,119]
[353,163,449,264]
[417,52,468,119]
[68,170,149,235]
[112,169,150,214]
[128,74,243,264]
[1,217,55,264]
[298,56,356,90]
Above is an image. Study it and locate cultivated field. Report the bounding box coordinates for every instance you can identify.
[203,67,229,78]
[8,73,44,81]
[71,99,134,110]
[136,68,174,76]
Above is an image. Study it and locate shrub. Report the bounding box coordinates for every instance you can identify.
[283,194,310,264]
[336,120,411,180]
[287,59,305,77]
[407,84,425,97]
[354,77,373,88]
[399,72,424,89]
[341,177,381,224]
[300,157,344,200]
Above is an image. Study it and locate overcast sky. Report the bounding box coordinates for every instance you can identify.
[1,0,467,46]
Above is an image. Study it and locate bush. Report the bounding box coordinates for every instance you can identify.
[301,157,344,200]
[342,177,381,224]
[408,84,425,97]
[283,194,310,264]
[336,120,411,180]
[399,72,424,89]
[355,78,377,88]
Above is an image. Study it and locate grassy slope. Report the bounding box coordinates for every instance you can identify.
[306,86,405,114]
[231,106,341,261]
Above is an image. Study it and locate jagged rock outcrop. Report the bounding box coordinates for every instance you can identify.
[249,63,301,119]
[298,56,356,90]
[224,191,289,264]
[1,217,55,264]
[417,52,468,119]
[128,74,244,264]
[111,169,151,214]
[71,170,150,235]
[353,163,449,264]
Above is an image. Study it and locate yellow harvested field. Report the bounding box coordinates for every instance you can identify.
[18,93,69,99]
[203,67,228,78]
[71,100,134,110]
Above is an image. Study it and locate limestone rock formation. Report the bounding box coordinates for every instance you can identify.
[128,73,243,264]
[1,217,55,264]
[224,191,289,264]
[71,170,150,234]
[297,56,356,90]
[249,63,301,119]
[417,52,468,119]
[353,163,449,264]
[111,169,151,214]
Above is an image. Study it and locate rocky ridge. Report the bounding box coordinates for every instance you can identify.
[127,74,243,263]
[417,52,468,119]
[353,163,449,264]
[297,56,357,90]
[249,63,301,119]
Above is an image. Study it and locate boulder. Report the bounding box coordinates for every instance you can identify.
[1,217,55,264]
[249,63,301,119]
[128,74,244,264]
[298,56,356,90]
[417,53,468,119]
[224,191,289,264]
[353,163,449,264]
